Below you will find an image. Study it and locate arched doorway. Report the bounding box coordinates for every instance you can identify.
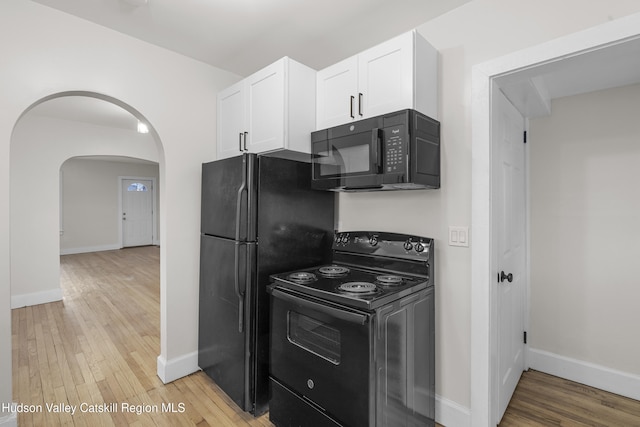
[10,92,162,307]
[9,93,165,423]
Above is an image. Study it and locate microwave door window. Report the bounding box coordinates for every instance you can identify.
[337,145,370,173]
[317,143,371,178]
[315,149,342,177]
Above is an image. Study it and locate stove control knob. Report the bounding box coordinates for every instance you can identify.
[369,235,378,246]
[403,240,413,251]
[415,242,425,253]
[307,379,315,389]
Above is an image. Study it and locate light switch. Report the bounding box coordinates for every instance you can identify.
[449,226,469,247]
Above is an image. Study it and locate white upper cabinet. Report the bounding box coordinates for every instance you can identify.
[216,57,316,160]
[217,81,246,159]
[316,30,438,129]
[316,57,359,129]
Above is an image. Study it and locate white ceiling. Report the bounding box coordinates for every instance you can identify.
[27,0,472,131]
[30,0,471,76]
[26,1,640,128]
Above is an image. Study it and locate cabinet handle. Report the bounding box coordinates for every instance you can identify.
[239,133,243,152]
[358,93,363,116]
[350,95,355,119]
[243,132,248,151]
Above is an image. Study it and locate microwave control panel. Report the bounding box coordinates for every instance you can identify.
[384,125,405,173]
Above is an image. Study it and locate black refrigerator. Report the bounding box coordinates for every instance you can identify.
[198,153,335,416]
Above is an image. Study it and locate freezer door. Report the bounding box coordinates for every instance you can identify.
[201,153,257,241]
[198,234,256,411]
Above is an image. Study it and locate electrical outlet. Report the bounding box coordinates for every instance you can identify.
[449,226,469,247]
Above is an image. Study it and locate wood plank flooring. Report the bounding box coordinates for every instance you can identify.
[500,369,640,426]
[11,246,640,426]
[12,247,273,427]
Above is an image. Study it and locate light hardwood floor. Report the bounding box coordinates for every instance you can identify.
[500,369,640,426]
[12,246,273,427]
[11,247,640,426]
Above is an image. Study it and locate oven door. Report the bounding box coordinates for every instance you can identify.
[312,126,383,190]
[270,287,374,427]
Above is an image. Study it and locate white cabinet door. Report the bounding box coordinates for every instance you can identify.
[315,30,437,130]
[216,57,316,159]
[358,31,414,119]
[316,56,358,129]
[245,59,285,154]
[217,81,246,159]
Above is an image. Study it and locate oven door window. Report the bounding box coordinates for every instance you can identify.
[313,130,380,179]
[288,311,340,365]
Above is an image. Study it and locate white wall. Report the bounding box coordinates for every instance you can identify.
[60,158,160,254]
[529,83,640,374]
[0,0,239,412]
[339,0,640,418]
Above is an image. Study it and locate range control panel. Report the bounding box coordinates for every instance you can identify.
[333,231,433,261]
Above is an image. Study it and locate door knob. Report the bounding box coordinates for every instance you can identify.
[500,271,513,283]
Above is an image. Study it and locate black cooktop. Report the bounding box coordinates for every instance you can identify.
[270,263,428,310]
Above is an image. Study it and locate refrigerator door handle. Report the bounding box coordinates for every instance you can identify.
[234,242,246,333]
[235,171,248,242]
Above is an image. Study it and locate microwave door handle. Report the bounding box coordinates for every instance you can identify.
[372,128,382,171]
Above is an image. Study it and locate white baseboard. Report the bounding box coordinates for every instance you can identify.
[11,288,63,309]
[60,244,121,255]
[436,394,471,427]
[157,351,199,384]
[529,348,640,401]
[0,410,17,427]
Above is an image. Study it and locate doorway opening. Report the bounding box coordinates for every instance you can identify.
[471,15,640,427]
[120,176,157,248]
[10,92,165,424]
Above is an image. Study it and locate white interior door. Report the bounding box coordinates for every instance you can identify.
[122,178,153,247]
[493,89,527,423]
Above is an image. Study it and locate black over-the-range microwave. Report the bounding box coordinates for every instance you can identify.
[311,109,440,192]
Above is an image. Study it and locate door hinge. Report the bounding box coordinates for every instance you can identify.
[523,331,527,344]
[523,130,527,144]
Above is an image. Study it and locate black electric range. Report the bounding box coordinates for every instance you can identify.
[268,231,436,427]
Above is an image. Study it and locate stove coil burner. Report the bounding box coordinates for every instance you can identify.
[318,265,350,277]
[338,282,378,295]
[376,275,404,286]
[287,271,317,284]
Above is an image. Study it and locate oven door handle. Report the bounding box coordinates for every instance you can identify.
[271,288,369,325]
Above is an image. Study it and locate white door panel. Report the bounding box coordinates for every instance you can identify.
[493,90,526,423]
[122,178,153,247]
